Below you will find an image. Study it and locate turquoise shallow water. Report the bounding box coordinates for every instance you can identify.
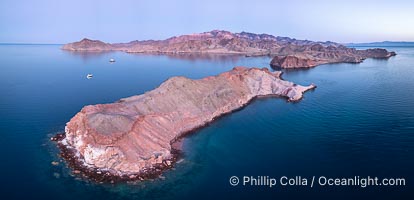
[0,45,413,199]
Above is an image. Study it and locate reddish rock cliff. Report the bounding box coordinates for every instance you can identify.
[270,55,319,68]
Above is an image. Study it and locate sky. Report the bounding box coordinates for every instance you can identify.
[0,0,413,44]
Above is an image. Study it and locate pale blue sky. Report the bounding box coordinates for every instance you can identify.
[1,0,413,43]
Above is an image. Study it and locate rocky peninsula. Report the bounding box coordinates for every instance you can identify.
[53,67,315,182]
[62,30,396,68]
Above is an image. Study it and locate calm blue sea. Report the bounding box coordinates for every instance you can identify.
[0,45,413,200]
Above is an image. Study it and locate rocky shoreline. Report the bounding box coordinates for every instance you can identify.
[52,133,179,183]
[53,67,316,182]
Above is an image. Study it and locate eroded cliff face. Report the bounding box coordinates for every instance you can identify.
[60,67,315,176]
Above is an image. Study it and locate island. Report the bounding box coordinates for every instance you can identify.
[346,41,414,47]
[53,67,316,182]
[62,30,396,68]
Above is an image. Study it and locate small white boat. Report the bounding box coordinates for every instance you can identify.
[86,74,93,79]
[109,58,115,62]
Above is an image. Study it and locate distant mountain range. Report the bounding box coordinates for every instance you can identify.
[62,30,396,68]
[346,41,414,47]
[62,30,342,55]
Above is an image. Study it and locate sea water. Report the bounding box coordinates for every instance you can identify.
[0,45,413,199]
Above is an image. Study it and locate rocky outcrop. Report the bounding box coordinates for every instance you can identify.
[270,46,396,69]
[56,67,315,180]
[62,38,112,51]
[270,55,319,68]
[360,48,397,58]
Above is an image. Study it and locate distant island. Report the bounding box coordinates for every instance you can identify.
[347,41,414,47]
[63,30,396,68]
[53,67,316,182]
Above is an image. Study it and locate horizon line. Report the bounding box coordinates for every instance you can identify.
[2,40,414,46]
[0,42,63,45]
